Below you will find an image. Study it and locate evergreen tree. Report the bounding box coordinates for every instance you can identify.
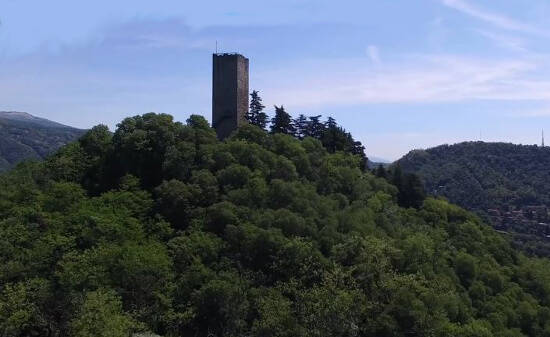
[319,116,367,170]
[391,165,426,208]
[321,118,350,152]
[375,164,387,179]
[391,164,404,194]
[306,115,325,139]
[247,90,268,130]
[270,105,295,135]
[293,114,308,139]
[325,116,337,129]
[401,173,426,208]
[352,140,367,170]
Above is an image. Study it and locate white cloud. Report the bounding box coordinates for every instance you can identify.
[475,30,527,52]
[508,107,550,118]
[441,0,549,36]
[260,55,550,109]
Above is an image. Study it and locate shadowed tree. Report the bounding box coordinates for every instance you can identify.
[294,114,308,139]
[270,105,295,135]
[306,115,325,139]
[375,164,387,179]
[391,165,426,208]
[247,90,268,130]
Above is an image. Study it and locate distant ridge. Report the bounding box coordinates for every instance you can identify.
[0,111,86,172]
[397,141,550,211]
[368,155,391,164]
[0,111,75,128]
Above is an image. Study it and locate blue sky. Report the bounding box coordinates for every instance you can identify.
[2,0,550,160]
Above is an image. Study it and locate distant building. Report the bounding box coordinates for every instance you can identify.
[212,53,249,139]
[487,204,550,237]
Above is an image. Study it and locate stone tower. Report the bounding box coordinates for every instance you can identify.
[212,53,249,139]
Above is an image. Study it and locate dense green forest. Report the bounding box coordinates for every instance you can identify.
[3,114,550,336]
[397,142,550,211]
[0,111,85,172]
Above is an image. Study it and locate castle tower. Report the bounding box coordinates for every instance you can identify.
[212,53,249,139]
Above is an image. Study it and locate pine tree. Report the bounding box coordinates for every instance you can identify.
[375,164,387,179]
[391,165,404,193]
[247,90,268,130]
[325,116,337,129]
[320,116,367,170]
[270,105,295,135]
[321,117,346,152]
[401,173,426,208]
[390,165,426,208]
[306,115,325,139]
[294,114,308,139]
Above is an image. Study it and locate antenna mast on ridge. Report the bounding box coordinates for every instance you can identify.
[543,129,545,147]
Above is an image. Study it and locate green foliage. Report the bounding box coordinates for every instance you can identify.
[0,279,50,336]
[247,90,268,130]
[291,114,367,170]
[398,142,550,211]
[388,165,427,209]
[455,252,478,287]
[70,289,137,337]
[2,113,550,337]
[398,141,550,256]
[270,105,295,135]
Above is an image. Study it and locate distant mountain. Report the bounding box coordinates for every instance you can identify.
[0,111,86,172]
[397,141,550,256]
[397,141,550,211]
[368,155,391,163]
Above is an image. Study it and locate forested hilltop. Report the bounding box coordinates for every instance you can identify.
[396,142,550,256]
[0,111,85,172]
[3,114,550,336]
[397,142,550,211]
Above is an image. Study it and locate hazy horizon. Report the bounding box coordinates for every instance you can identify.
[2,0,550,160]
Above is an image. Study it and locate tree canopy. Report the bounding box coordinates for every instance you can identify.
[398,141,550,211]
[270,105,295,135]
[1,114,550,336]
[398,141,550,257]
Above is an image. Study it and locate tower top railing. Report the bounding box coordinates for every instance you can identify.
[213,53,248,58]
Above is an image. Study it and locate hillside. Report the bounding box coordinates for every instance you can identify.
[398,142,550,211]
[397,141,550,256]
[2,113,550,336]
[0,111,86,172]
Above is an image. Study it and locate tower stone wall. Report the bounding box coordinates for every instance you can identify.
[212,53,249,139]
